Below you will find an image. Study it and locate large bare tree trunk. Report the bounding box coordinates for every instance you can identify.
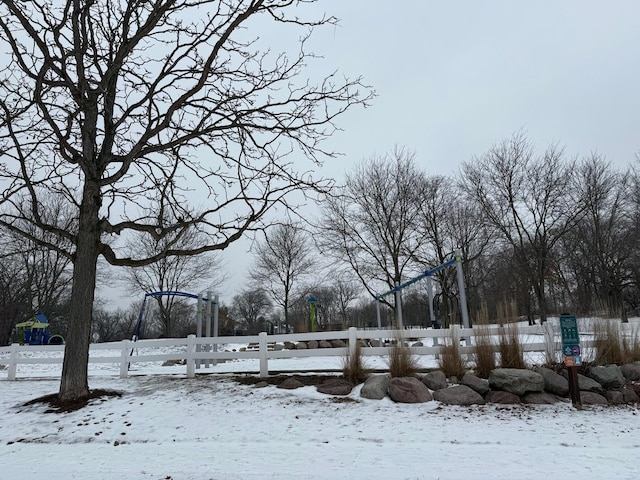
[58,182,101,402]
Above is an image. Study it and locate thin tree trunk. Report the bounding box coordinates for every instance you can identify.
[58,181,100,402]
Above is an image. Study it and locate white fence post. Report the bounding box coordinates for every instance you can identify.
[259,331,268,378]
[8,343,19,381]
[186,334,196,378]
[348,327,357,358]
[543,321,556,364]
[120,340,131,378]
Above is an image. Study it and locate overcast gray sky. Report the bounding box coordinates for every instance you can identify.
[106,1,640,307]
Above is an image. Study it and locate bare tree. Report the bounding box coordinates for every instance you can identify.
[319,147,427,305]
[231,289,272,335]
[0,1,370,401]
[251,223,314,332]
[461,132,583,323]
[123,221,226,337]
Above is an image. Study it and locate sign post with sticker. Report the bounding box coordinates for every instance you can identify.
[559,314,582,409]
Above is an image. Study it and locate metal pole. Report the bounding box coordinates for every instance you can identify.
[196,293,203,369]
[455,251,470,329]
[213,294,219,366]
[375,297,383,347]
[205,291,212,368]
[427,276,436,326]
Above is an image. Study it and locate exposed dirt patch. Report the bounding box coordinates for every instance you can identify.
[232,374,343,387]
[22,389,123,413]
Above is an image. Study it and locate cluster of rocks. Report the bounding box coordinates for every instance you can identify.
[263,361,640,406]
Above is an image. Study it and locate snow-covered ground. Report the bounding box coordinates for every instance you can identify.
[1,347,639,479]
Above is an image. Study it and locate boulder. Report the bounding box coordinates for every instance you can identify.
[369,339,382,347]
[587,365,626,390]
[421,371,447,391]
[360,375,390,400]
[433,385,485,406]
[461,372,490,395]
[606,390,625,405]
[574,373,605,394]
[388,377,432,403]
[284,341,296,350]
[488,368,544,395]
[331,339,346,348]
[254,381,269,388]
[295,342,308,350]
[522,392,562,405]
[318,340,332,348]
[620,362,640,381]
[579,391,608,405]
[273,343,285,351]
[621,387,640,404]
[317,378,353,396]
[277,378,304,390]
[307,340,319,349]
[532,366,569,396]
[412,341,424,347]
[485,390,522,404]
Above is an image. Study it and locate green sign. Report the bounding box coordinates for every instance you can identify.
[560,314,580,346]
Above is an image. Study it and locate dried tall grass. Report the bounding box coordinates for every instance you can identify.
[623,326,640,362]
[387,334,419,378]
[342,341,369,384]
[592,320,624,365]
[473,324,496,378]
[438,330,467,378]
[498,323,526,369]
[496,299,518,326]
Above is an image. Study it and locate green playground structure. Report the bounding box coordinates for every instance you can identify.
[15,313,65,345]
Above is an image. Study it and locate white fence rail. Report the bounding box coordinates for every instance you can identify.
[1,319,638,381]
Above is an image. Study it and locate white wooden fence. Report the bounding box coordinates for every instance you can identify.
[1,319,638,381]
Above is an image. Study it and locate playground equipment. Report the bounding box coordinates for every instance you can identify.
[131,290,219,368]
[15,313,65,345]
[375,251,470,331]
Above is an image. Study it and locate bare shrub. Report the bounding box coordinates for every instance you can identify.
[342,341,369,384]
[498,323,525,369]
[592,320,624,365]
[473,324,496,378]
[438,331,467,379]
[388,335,419,378]
[496,299,518,326]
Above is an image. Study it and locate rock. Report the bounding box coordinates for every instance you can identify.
[412,341,424,347]
[307,340,319,349]
[360,375,390,400]
[606,390,625,405]
[319,340,332,348]
[485,391,522,404]
[273,343,284,351]
[532,366,569,396]
[277,378,304,390]
[254,381,269,388]
[620,362,640,381]
[284,341,296,350]
[317,378,353,396]
[421,371,447,391]
[433,385,485,406]
[461,372,490,395]
[522,392,562,404]
[573,373,605,394]
[369,339,382,347]
[621,387,640,403]
[587,365,626,390]
[488,368,544,395]
[331,339,346,348]
[388,377,432,403]
[579,391,608,405]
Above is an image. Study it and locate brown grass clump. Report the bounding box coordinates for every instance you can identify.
[437,331,467,379]
[342,341,369,384]
[623,326,640,362]
[592,320,624,365]
[388,335,419,378]
[498,323,525,369]
[473,324,496,378]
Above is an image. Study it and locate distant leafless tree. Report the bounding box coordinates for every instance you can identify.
[251,223,314,332]
[0,1,371,401]
[231,289,272,335]
[461,132,583,323]
[122,217,226,337]
[319,147,427,307]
